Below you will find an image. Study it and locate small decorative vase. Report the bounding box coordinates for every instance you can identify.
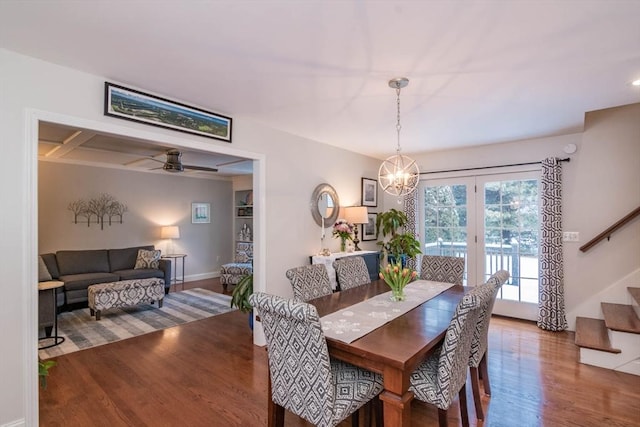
[340,237,346,252]
[389,286,406,302]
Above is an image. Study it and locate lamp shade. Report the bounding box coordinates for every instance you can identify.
[344,206,369,224]
[161,225,180,239]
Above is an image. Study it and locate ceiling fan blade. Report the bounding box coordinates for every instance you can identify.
[183,164,218,172]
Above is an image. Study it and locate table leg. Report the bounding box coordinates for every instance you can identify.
[39,288,65,349]
[379,367,414,426]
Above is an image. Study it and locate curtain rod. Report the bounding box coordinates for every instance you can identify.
[419,157,570,175]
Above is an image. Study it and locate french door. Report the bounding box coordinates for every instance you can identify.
[418,170,541,319]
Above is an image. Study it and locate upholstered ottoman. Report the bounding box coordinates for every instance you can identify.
[220,263,253,291]
[88,278,165,320]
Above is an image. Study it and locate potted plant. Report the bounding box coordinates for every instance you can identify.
[230,273,254,329]
[39,359,56,389]
[375,208,422,266]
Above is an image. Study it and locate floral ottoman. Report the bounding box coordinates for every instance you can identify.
[88,278,165,320]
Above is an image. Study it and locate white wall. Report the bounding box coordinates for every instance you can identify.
[0,48,381,426]
[38,162,234,277]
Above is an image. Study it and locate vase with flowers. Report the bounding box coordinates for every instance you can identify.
[332,219,354,252]
[379,261,417,301]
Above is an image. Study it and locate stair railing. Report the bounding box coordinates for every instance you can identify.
[579,206,640,252]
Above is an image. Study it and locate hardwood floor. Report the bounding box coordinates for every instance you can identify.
[39,279,640,426]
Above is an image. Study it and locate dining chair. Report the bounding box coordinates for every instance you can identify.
[249,292,384,427]
[333,256,371,290]
[420,255,465,285]
[468,270,510,420]
[285,264,333,302]
[409,292,483,427]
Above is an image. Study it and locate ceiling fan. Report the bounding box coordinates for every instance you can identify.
[161,149,218,173]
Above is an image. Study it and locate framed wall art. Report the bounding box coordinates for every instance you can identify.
[191,202,211,224]
[104,82,232,142]
[361,177,378,207]
[362,212,378,241]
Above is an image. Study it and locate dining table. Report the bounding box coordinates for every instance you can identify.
[308,279,467,427]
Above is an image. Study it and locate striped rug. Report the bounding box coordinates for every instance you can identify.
[39,288,235,359]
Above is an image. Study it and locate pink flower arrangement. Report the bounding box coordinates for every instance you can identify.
[332,219,354,241]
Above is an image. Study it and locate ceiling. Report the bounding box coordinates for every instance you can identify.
[2,1,640,163]
[38,121,253,178]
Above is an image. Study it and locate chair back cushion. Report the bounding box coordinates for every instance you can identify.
[333,256,371,290]
[249,292,334,426]
[420,255,465,285]
[468,270,510,366]
[285,264,333,301]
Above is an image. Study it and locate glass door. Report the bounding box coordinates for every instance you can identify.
[419,178,476,285]
[419,170,540,320]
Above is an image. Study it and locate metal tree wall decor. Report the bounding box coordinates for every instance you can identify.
[68,193,128,230]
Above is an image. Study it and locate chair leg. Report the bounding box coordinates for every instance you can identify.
[351,406,359,427]
[374,395,383,427]
[438,408,449,427]
[479,353,491,396]
[459,383,470,427]
[470,366,484,420]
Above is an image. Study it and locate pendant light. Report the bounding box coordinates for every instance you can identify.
[378,77,420,198]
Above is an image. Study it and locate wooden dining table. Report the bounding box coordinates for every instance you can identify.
[309,279,467,427]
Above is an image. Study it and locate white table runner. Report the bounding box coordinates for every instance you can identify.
[320,280,455,343]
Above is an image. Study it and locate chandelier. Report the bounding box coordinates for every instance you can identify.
[378,77,420,198]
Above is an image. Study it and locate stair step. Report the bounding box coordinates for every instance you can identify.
[601,302,640,333]
[575,317,621,353]
[628,287,640,305]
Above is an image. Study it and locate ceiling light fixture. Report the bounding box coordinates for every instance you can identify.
[378,77,420,199]
[632,79,640,86]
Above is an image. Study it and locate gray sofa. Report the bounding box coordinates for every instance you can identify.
[40,245,171,307]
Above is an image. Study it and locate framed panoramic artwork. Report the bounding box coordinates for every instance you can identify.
[362,212,378,241]
[104,82,232,142]
[191,202,211,224]
[361,177,378,207]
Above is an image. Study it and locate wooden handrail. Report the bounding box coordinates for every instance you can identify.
[580,206,640,252]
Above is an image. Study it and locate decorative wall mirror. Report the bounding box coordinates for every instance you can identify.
[310,183,340,228]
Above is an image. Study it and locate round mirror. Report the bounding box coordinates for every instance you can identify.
[310,183,340,227]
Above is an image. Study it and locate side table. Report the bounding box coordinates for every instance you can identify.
[162,254,187,291]
[38,281,65,349]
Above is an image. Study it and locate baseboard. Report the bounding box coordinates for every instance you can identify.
[1,419,25,427]
[185,271,220,282]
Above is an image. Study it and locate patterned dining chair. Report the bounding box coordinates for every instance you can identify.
[468,270,510,420]
[333,256,371,290]
[420,255,465,285]
[249,292,384,427]
[409,292,483,427]
[285,264,333,302]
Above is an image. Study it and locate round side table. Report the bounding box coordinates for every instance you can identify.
[38,281,66,349]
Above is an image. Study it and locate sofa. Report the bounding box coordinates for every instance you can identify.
[40,245,171,307]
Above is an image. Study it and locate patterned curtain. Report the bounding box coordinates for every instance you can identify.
[538,157,568,331]
[403,190,419,270]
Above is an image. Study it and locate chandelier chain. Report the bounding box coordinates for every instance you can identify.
[396,86,402,154]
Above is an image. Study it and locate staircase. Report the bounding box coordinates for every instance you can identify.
[575,287,640,375]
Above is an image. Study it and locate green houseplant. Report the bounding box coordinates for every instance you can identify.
[375,208,422,265]
[230,273,253,313]
[39,359,56,389]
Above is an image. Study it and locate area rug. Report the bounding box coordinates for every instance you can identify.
[39,288,235,359]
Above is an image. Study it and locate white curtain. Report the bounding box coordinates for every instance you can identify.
[538,157,568,331]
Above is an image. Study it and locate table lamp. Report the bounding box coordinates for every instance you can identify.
[161,225,180,254]
[343,206,369,251]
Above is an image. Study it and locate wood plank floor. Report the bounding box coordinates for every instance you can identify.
[39,279,640,426]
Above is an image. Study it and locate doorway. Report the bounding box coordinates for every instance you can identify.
[27,109,265,425]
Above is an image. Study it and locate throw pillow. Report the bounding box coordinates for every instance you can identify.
[38,256,52,282]
[134,249,161,269]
